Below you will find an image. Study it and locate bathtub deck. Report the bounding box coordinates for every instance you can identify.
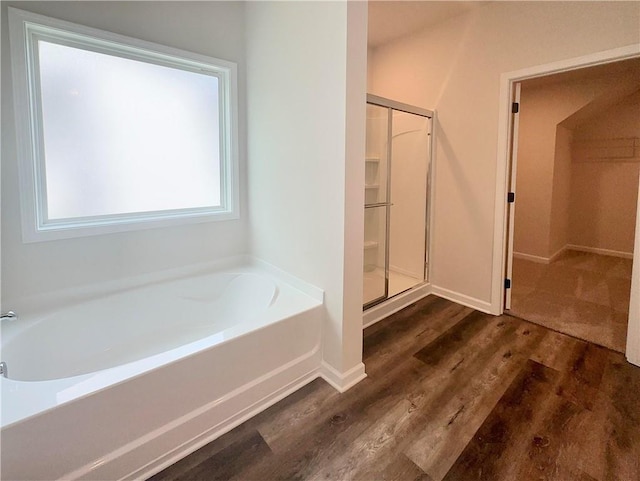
[149,296,640,481]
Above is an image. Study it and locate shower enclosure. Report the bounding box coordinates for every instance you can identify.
[363,94,433,309]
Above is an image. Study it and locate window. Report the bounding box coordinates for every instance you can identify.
[8,8,239,242]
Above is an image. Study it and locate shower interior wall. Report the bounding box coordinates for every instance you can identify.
[365,110,430,270]
[363,105,430,306]
[389,111,429,281]
[364,106,388,272]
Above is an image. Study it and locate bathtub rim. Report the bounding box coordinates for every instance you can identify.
[2,255,324,322]
[0,270,278,355]
[0,257,324,429]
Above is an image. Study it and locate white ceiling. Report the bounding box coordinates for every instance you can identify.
[368,1,489,48]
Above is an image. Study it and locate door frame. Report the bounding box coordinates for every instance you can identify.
[492,43,640,366]
[504,82,521,311]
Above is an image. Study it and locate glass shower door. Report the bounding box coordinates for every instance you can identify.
[388,111,431,297]
[363,103,390,307]
[363,95,433,310]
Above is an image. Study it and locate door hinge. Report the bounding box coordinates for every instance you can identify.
[512,102,519,114]
[507,192,515,203]
[505,278,512,289]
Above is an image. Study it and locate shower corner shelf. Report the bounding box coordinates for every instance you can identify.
[365,157,380,163]
[365,184,380,190]
[364,240,379,250]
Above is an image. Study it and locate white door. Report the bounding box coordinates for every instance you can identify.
[504,82,521,310]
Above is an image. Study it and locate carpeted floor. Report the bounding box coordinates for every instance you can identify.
[509,250,632,353]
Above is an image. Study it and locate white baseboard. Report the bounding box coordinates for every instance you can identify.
[513,251,551,264]
[319,361,367,393]
[513,246,566,264]
[362,283,431,328]
[549,246,568,263]
[363,283,496,325]
[515,245,633,264]
[430,285,496,315]
[566,244,633,259]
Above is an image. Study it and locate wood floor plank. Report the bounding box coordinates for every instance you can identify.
[306,395,426,481]
[260,305,479,458]
[366,316,526,480]
[311,315,532,481]
[257,298,470,454]
[529,328,584,372]
[546,388,612,481]
[356,454,434,481]
[149,298,640,481]
[600,352,640,480]
[446,340,625,481]
[363,295,471,343]
[408,320,547,481]
[555,342,608,411]
[514,393,585,480]
[250,357,434,480]
[364,299,472,377]
[173,430,271,481]
[363,295,444,341]
[147,422,264,481]
[442,360,560,481]
[515,342,619,480]
[413,310,492,366]
[237,357,430,480]
[256,377,339,449]
[241,309,511,480]
[567,390,610,480]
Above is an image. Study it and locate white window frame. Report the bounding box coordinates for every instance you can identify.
[8,8,239,242]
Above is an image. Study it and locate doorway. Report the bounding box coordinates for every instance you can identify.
[363,95,433,309]
[503,57,640,353]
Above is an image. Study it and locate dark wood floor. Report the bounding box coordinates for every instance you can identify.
[149,296,640,481]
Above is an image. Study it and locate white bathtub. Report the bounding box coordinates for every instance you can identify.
[1,259,324,480]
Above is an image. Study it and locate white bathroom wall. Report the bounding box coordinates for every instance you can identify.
[1,1,249,309]
[549,125,573,258]
[570,94,640,254]
[368,1,640,311]
[245,1,367,381]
